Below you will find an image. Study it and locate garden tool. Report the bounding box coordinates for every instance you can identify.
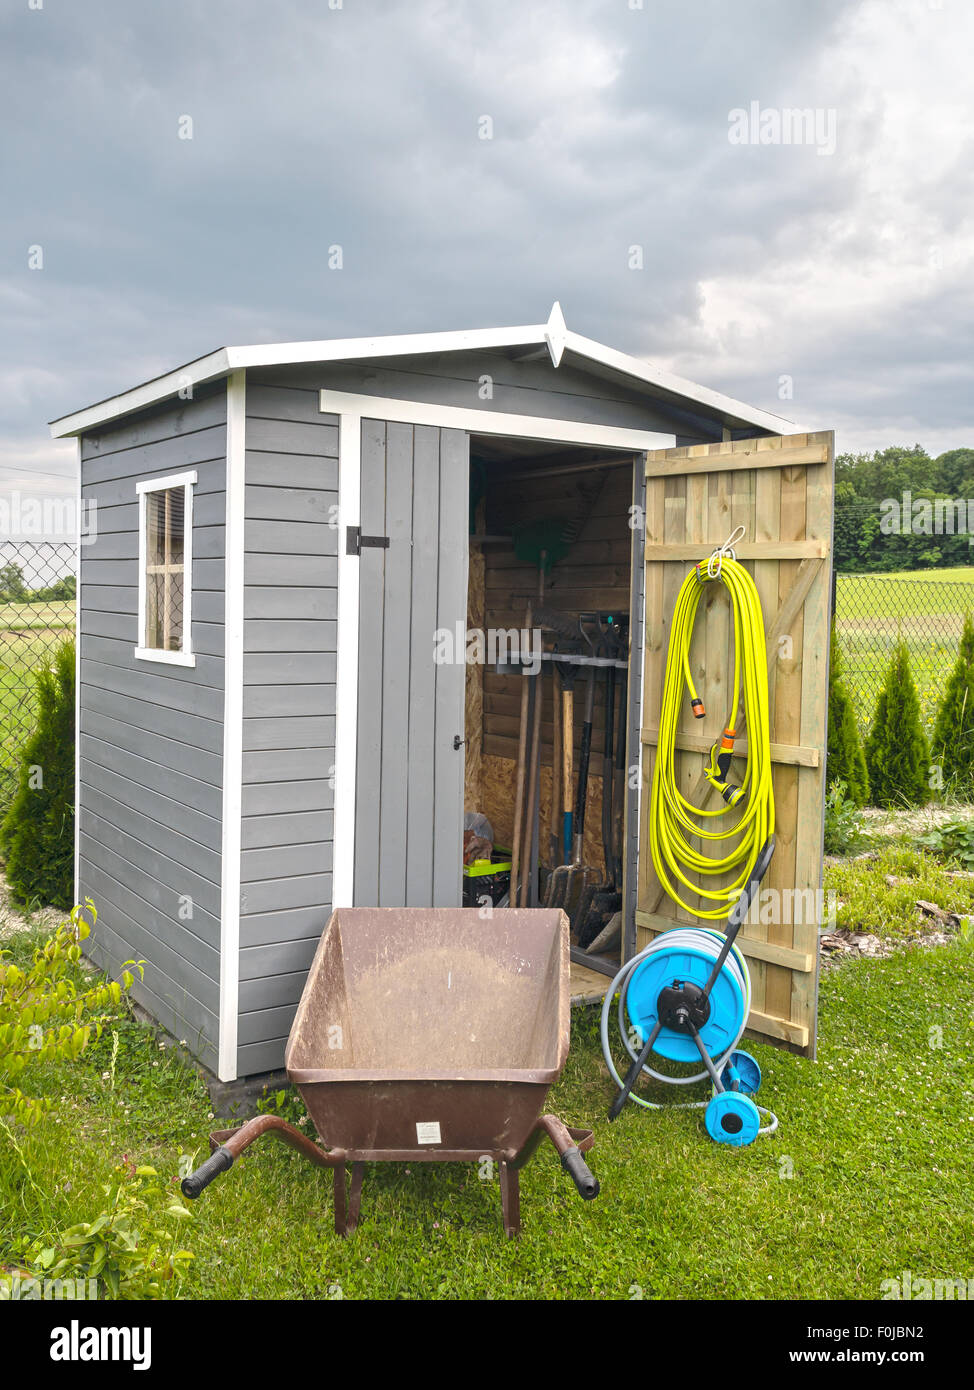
[544,615,603,939]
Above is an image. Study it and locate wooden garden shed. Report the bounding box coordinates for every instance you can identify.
[50,305,834,1083]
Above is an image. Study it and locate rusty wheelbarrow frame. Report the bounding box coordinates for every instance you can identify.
[183,1110,596,1237]
[181,907,599,1238]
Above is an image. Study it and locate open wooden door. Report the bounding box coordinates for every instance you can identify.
[635,431,834,1057]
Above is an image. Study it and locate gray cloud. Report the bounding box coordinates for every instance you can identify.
[2,0,972,502]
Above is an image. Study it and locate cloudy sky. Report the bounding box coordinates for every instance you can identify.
[3,0,972,512]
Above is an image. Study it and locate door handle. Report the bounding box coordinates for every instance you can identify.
[453,735,464,751]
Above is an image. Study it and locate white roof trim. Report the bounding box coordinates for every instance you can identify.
[49,302,796,438]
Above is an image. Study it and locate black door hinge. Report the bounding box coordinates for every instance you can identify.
[346,526,390,556]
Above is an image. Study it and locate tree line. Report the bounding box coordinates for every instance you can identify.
[0,562,76,604]
[834,445,974,572]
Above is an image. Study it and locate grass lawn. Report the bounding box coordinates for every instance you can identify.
[834,569,974,738]
[2,920,972,1301]
[825,843,974,938]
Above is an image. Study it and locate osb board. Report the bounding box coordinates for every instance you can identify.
[482,462,633,777]
[480,752,608,879]
[635,432,833,1059]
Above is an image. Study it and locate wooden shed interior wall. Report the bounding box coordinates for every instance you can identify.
[465,446,636,922]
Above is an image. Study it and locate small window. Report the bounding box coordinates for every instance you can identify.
[135,471,196,666]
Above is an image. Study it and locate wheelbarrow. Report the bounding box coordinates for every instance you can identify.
[181,907,599,1237]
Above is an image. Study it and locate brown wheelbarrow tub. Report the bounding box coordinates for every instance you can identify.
[181,908,599,1237]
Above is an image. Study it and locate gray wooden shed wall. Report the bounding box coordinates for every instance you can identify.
[236,381,339,1075]
[78,387,228,1075]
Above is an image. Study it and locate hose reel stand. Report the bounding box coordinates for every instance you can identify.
[602,837,777,1145]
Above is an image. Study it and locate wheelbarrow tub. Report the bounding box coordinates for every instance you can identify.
[285,907,570,1158]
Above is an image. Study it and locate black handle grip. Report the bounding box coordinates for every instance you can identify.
[181,1144,234,1200]
[727,835,777,931]
[561,1147,600,1200]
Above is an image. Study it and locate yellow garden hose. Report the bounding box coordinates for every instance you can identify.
[649,550,775,921]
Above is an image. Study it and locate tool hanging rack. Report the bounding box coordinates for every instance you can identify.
[500,607,629,952]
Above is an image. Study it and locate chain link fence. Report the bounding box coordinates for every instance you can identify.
[0,540,77,807]
[834,572,974,741]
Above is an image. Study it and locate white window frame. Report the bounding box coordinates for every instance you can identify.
[134,469,197,666]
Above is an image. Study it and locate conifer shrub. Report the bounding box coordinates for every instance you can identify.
[864,639,931,808]
[0,639,75,909]
[827,625,869,806]
[930,612,974,792]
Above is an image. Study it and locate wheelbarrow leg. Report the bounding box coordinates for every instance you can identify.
[347,1163,365,1234]
[334,1160,366,1236]
[333,1163,347,1236]
[499,1161,521,1239]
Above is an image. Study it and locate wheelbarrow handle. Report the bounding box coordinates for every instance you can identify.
[181,1145,234,1200]
[560,1146,599,1200]
[518,1114,600,1200]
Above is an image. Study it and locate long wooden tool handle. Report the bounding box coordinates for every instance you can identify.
[561,686,574,865]
[509,601,532,906]
[550,667,562,866]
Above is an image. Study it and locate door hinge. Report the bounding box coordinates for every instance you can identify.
[346,526,390,556]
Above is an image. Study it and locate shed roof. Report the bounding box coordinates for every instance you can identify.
[49,302,796,439]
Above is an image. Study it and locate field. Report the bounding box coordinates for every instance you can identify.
[834,569,974,738]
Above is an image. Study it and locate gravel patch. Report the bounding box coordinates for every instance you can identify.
[0,868,64,943]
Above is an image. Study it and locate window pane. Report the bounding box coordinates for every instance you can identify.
[144,485,186,651]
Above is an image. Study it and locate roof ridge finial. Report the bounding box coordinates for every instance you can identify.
[545,301,568,368]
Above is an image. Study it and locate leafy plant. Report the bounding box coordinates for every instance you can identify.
[823,779,867,856]
[0,637,75,908]
[14,1165,194,1299]
[827,625,870,806]
[0,901,142,1125]
[864,639,931,807]
[930,612,974,790]
[256,1084,308,1127]
[915,816,974,870]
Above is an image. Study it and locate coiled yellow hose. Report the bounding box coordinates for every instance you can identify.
[648,556,774,921]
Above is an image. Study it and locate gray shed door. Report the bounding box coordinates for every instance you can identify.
[353,419,469,906]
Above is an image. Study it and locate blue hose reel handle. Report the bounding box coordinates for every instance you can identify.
[626,941,747,1064]
[718,1048,762,1097]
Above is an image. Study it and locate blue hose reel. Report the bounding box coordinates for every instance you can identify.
[601,839,778,1146]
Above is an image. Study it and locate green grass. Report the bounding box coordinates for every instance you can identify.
[0,601,75,632]
[2,924,972,1301]
[825,844,974,939]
